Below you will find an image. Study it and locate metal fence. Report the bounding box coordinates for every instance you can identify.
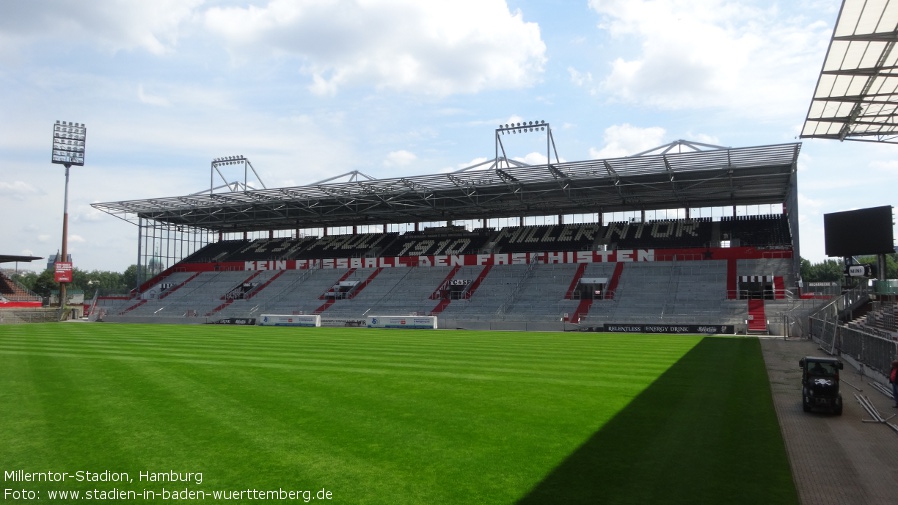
[808,286,898,377]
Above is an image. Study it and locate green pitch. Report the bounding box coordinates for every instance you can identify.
[0,324,797,505]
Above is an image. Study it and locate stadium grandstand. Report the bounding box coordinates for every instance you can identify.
[0,254,57,323]
[89,133,821,334]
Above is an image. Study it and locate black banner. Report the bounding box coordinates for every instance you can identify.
[581,324,735,334]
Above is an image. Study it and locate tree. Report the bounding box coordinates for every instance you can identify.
[800,257,844,283]
[10,270,40,292]
[857,253,898,279]
[30,269,58,298]
[9,265,140,297]
[122,264,140,292]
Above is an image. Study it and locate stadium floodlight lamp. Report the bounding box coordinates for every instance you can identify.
[51,120,87,311]
[208,154,267,194]
[212,154,248,169]
[496,120,547,136]
[494,119,559,169]
[51,120,87,167]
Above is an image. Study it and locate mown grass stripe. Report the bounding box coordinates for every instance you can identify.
[0,324,794,505]
[0,340,675,380]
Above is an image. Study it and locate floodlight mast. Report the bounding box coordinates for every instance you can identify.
[51,120,87,313]
[209,155,267,193]
[495,120,560,170]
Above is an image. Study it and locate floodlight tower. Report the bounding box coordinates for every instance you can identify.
[495,120,560,169]
[209,155,266,193]
[51,120,87,311]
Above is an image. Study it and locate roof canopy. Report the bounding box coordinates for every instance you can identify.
[801,0,898,143]
[0,255,43,264]
[92,142,800,233]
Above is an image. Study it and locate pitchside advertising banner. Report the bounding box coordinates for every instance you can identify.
[54,262,73,283]
[582,324,736,334]
[258,314,321,327]
[367,316,438,329]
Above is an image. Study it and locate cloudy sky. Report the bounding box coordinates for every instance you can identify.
[1,0,894,273]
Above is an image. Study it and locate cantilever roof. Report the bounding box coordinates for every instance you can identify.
[0,255,43,264]
[91,142,800,233]
[801,0,898,143]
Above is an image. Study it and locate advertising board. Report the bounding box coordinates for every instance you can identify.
[366,316,438,329]
[258,314,321,327]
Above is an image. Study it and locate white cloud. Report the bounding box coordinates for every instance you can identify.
[0,181,41,200]
[137,84,171,107]
[588,0,833,117]
[513,152,562,165]
[797,192,823,214]
[0,0,203,58]
[589,123,667,158]
[384,150,418,167]
[204,0,547,96]
[437,157,492,174]
[568,67,594,88]
[682,132,722,146]
[870,159,898,174]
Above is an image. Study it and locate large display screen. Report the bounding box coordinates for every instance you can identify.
[824,206,894,257]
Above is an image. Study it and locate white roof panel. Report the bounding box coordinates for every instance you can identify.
[801,0,898,143]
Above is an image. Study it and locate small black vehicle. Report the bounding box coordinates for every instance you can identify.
[799,356,844,415]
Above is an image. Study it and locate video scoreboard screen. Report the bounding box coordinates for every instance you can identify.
[823,206,894,257]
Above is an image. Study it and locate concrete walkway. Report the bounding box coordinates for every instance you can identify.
[760,338,898,505]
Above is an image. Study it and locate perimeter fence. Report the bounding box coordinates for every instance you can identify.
[808,285,898,377]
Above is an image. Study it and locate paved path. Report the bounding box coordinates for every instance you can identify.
[760,338,898,505]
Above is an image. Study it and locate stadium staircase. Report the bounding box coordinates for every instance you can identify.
[120,299,147,315]
[564,263,588,299]
[159,272,203,300]
[773,276,786,299]
[567,298,592,323]
[314,268,357,314]
[605,262,625,298]
[465,264,493,299]
[430,297,452,315]
[206,272,263,316]
[430,265,463,300]
[347,267,383,299]
[726,258,738,299]
[245,270,286,300]
[428,265,462,315]
[747,299,767,333]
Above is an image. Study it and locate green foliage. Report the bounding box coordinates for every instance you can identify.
[801,253,898,284]
[10,266,138,297]
[0,325,797,505]
[27,269,57,298]
[857,253,898,279]
[800,257,844,283]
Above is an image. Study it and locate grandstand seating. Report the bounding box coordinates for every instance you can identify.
[299,233,398,259]
[844,302,898,341]
[719,214,791,247]
[603,218,712,250]
[380,229,490,257]
[0,272,42,304]
[491,224,599,253]
[226,237,313,261]
[97,216,808,331]
[181,240,246,263]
